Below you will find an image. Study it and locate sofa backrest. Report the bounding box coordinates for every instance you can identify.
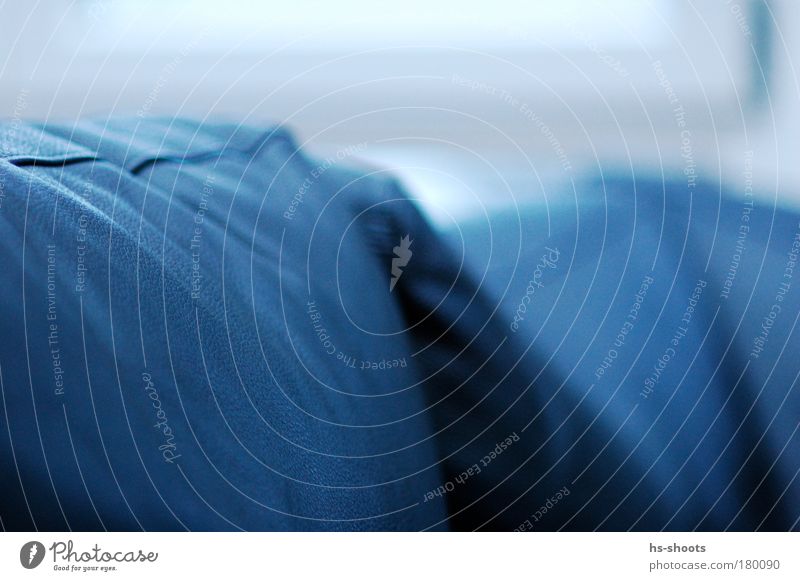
[0,119,447,530]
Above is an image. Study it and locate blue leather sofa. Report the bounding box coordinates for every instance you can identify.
[0,119,797,530]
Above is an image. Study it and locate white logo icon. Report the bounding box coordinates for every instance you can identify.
[390,235,413,292]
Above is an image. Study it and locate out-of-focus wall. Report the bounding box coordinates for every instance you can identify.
[1,1,797,216]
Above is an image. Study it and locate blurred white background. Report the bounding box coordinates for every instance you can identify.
[1,1,797,220]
